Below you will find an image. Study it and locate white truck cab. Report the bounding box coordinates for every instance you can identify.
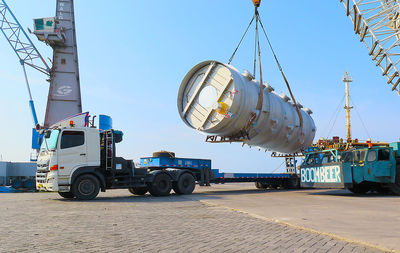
[36,113,200,200]
[36,126,101,194]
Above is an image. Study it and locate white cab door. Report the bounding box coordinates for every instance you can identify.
[57,130,87,176]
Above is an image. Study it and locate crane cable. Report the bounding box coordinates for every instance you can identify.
[228,4,304,132]
[244,7,264,132]
[255,9,264,111]
[257,16,303,130]
[228,15,255,65]
[349,96,371,139]
[325,95,346,139]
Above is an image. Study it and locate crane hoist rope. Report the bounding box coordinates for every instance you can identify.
[228,1,304,133]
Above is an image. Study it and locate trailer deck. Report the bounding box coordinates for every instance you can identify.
[140,156,298,187]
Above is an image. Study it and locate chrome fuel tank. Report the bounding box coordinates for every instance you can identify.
[177,60,316,154]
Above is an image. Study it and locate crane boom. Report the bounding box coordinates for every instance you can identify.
[0,0,51,130]
[0,0,50,75]
[340,0,400,95]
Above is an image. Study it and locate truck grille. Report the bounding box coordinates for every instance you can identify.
[36,166,49,184]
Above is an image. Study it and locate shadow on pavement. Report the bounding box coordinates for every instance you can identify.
[53,188,303,203]
[307,189,400,198]
[53,187,400,203]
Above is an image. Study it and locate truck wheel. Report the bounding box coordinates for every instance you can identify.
[348,183,370,195]
[173,173,195,195]
[148,173,172,197]
[128,187,148,195]
[255,182,263,189]
[72,174,100,200]
[389,163,400,195]
[58,191,75,199]
[373,184,391,194]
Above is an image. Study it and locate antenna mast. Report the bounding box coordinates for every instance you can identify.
[342,72,353,142]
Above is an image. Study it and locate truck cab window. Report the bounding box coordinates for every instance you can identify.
[367,150,377,162]
[378,149,390,161]
[352,150,366,164]
[306,154,316,165]
[61,131,84,149]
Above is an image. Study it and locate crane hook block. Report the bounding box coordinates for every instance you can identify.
[252,0,261,7]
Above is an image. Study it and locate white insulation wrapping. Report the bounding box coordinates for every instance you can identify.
[177,60,316,154]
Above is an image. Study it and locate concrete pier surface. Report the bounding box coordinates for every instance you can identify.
[188,183,400,252]
[0,184,396,252]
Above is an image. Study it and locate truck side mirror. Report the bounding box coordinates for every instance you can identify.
[44,130,51,138]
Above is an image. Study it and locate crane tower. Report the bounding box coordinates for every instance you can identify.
[33,0,82,127]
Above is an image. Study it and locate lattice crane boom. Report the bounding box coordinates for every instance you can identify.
[0,0,51,131]
[340,0,400,95]
[0,0,50,76]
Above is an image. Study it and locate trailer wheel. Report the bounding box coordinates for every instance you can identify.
[389,163,400,195]
[128,187,148,195]
[284,177,300,189]
[173,173,196,195]
[72,174,100,200]
[348,183,370,195]
[148,173,172,197]
[58,191,75,199]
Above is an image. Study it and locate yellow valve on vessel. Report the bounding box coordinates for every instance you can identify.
[216,102,229,115]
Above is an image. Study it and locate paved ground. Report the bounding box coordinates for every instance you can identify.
[188,183,400,252]
[0,185,395,253]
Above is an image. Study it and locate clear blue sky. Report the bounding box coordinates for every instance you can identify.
[1,0,399,173]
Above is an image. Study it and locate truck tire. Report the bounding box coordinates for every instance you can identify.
[147,173,172,197]
[72,174,100,200]
[23,179,36,189]
[58,191,75,199]
[11,179,23,189]
[373,184,391,194]
[255,182,263,189]
[173,173,196,195]
[128,187,148,195]
[348,183,370,195]
[152,151,175,158]
[389,163,400,195]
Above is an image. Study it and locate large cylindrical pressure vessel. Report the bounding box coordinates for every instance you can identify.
[177,60,316,154]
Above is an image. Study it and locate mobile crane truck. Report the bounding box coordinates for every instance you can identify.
[300,141,400,195]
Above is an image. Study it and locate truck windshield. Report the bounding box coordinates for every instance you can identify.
[341,152,353,162]
[40,130,60,151]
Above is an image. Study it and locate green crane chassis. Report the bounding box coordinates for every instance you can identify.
[300,142,400,195]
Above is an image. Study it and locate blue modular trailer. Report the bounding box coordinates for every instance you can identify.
[140,156,299,188]
[212,170,291,180]
[140,157,211,170]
